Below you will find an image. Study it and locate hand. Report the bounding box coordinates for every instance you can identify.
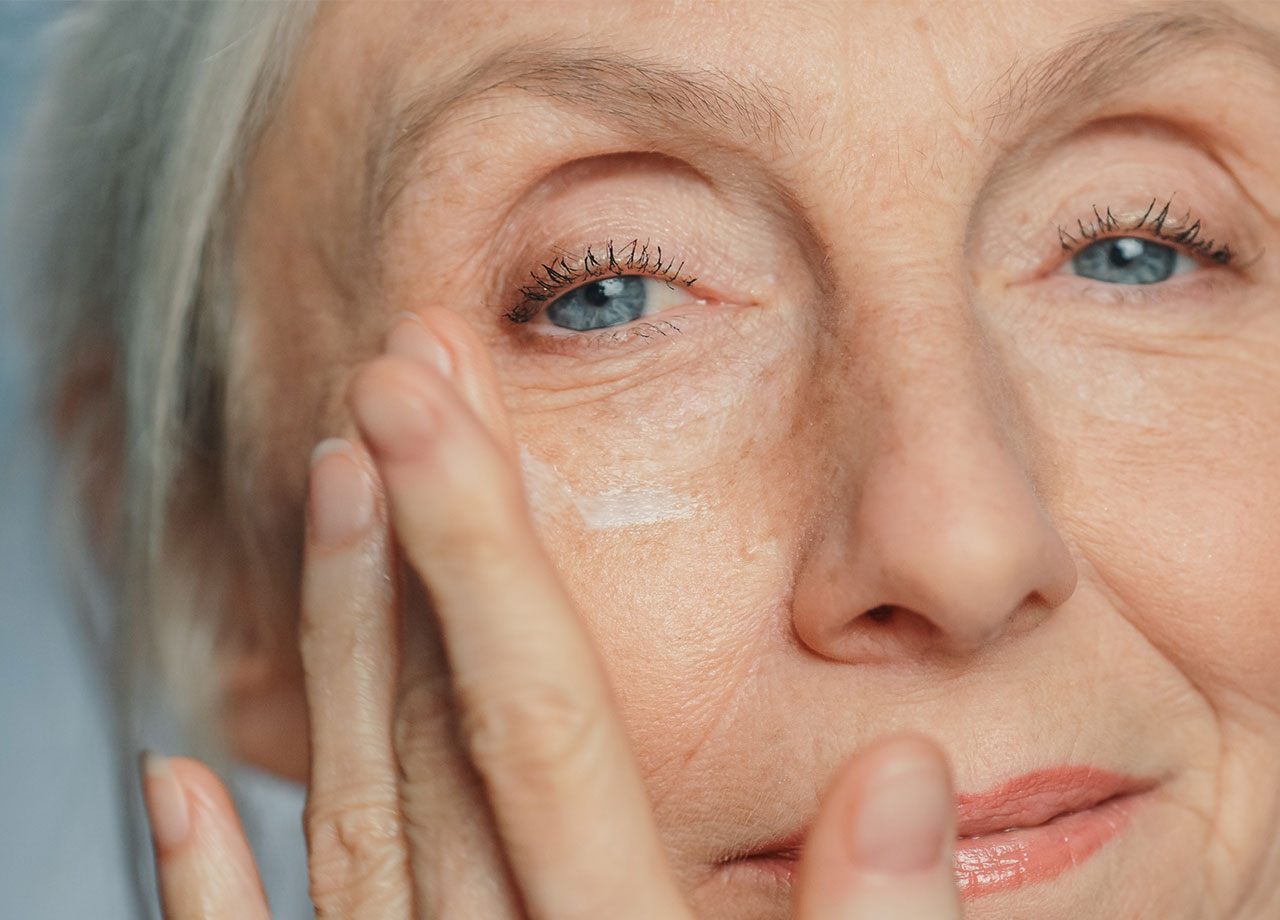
[139,309,964,919]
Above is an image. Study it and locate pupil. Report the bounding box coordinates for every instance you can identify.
[1070,235,1177,285]
[584,281,609,307]
[583,276,627,308]
[544,274,647,331]
[1108,237,1145,268]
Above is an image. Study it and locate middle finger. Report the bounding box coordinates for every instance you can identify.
[351,317,691,920]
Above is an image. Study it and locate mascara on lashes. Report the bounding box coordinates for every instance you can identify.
[1057,197,1233,266]
[507,238,698,324]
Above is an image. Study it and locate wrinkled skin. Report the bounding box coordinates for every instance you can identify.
[209,1,1280,917]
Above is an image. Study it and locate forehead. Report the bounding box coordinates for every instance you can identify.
[290,0,1280,225]
[310,1,1280,116]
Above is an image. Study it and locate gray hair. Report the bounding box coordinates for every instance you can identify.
[3,0,314,908]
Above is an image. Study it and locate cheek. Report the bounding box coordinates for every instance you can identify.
[1090,460,1280,705]
[1064,373,1280,907]
[509,337,824,787]
[1046,341,1280,708]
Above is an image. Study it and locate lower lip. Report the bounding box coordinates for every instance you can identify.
[727,791,1145,898]
[955,790,1143,899]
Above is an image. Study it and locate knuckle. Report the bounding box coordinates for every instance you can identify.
[396,679,455,738]
[460,679,605,792]
[304,796,404,908]
[417,491,527,573]
[393,680,461,771]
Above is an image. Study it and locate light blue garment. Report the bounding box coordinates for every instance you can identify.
[0,4,311,917]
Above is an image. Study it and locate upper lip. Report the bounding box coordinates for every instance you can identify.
[953,767,1150,838]
[741,766,1152,859]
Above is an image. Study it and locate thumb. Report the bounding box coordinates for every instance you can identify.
[792,735,961,919]
[140,753,273,920]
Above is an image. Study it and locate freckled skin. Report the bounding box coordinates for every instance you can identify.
[224,2,1280,917]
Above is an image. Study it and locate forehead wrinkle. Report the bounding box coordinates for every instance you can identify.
[979,2,1280,139]
[367,45,797,226]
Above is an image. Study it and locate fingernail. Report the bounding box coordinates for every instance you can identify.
[308,438,374,548]
[386,313,452,378]
[140,751,190,852]
[851,753,949,874]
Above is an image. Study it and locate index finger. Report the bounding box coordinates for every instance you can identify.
[350,315,692,920]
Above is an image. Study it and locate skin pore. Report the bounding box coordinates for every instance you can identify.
[218,1,1280,917]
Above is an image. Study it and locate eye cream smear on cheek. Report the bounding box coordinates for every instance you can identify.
[518,445,575,522]
[518,445,699,531]
[572,485,699,529]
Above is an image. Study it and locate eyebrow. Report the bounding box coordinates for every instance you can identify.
[370,49,795,222]
[369,3,1280,225]
[985,3,1280,133]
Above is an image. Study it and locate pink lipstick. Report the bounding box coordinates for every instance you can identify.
[952,767,1150,899]
[725,766,1152,899]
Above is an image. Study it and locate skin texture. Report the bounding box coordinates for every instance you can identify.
[146,314,964,920]
[178,1,1280,917]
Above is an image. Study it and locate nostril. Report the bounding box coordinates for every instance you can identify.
[865,605,895,623]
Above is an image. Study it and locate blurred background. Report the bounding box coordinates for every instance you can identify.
[0,5,135,918]
[1,4,308,917]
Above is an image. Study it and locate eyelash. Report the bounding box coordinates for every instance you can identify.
[505,238,699,325]
[1056,197,1234,265]
[502,198,1236,343]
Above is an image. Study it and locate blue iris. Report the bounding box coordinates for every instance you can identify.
[1072,237,1178,285]
[545,276,648,331]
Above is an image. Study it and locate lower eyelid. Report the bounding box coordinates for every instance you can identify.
[503,302,733,362]
[1032,265,1243,310]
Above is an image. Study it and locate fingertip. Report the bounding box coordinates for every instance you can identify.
[415,307,481,357]
[143,756,273,919]
[140,752,191,853]
[795,735,961,919]
[307,438,376,550]
[164,756,237,820]
[349,356,444,461]
[386,311,454,378]
[846,736,953,875]
[144,754,246,858]
[415,308,517,455]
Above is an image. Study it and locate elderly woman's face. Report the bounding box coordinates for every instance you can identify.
[230,1,1280,916]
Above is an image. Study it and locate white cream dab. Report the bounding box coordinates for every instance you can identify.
[518,445,698,531]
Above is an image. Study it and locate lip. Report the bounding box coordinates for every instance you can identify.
[726,767,1153,899]
[951,767,1151,899]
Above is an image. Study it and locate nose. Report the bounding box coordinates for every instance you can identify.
[789,306,1078,661]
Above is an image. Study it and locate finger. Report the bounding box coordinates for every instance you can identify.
[392,576,526,917]
[306,436,520,918]
[350,324,691,920]
[140,753,272,920]
[400,308,516,455]
[792,735,962,920]
[369,316,526,915]
[299,438,412,919]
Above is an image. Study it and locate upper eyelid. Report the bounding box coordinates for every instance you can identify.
[1056,199,1233,265]
[508,239,699,324]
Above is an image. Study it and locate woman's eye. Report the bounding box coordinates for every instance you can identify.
[1069,236,1195,285]
[545,276,661,331]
